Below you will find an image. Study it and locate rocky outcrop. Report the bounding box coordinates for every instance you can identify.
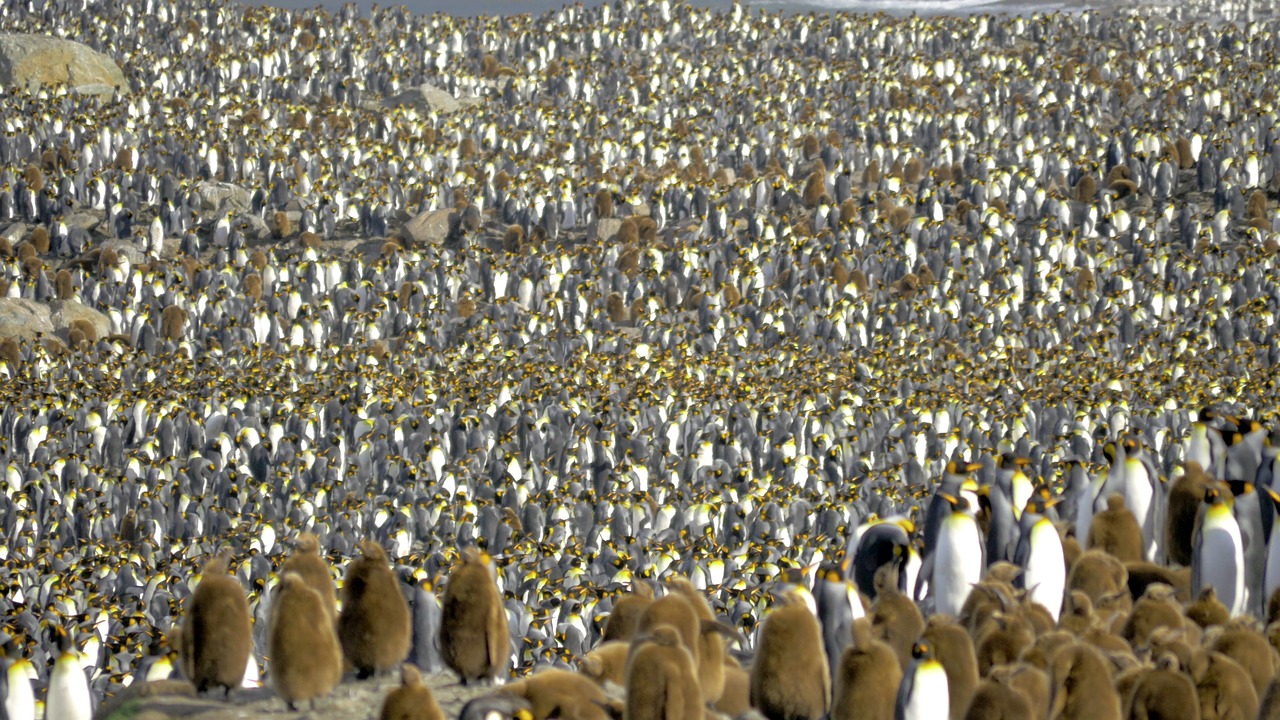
[0,34,126,95]
[402,209,454,245]
[194,181,252,213]
[0,298,55,340]
[380,83,482,114]
[49,299,110,341]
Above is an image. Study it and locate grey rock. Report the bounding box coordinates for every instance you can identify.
[0,34,126,95]
[66,211,103,232]
[382,83,466,114]
[49,299,110,341]
[403,209,453,245]
[589,218,624,243]
[0,298,55,340]
[0,222,28,244]
[230,212,271,242]
[194,181,252,213]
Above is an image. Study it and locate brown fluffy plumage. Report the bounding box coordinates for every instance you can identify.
[749,589,830,720]
[1196,650,1258,720]
[714,662,752,717]
[338,540,411,678]
[439,547,509,684]
[1167,463,1214,567]
[502,668,611,720]
[870,588,924,671]
[182,554,251,695]
[269,572,343,709]
[579,640,629,687]
[1087,494,1144,562]
[666,577,730,703]
[625,625,701,720]
[602,583,655,643]
[380,664,445,720]
[1126,654,1200,720]
[831,619,901,720]
[1047,643,1120,720]
[963,678,1033,720]
[635,593,700,660]
[280,533,336,622]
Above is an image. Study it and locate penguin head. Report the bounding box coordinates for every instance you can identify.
[940,493,972,514]
[946,459,982,475]
[911,640,935,662]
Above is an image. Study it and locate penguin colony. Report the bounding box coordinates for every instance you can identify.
[0,0,1279,716]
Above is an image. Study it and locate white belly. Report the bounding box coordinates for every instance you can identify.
[934,517,983,616]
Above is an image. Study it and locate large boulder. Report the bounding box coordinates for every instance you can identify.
[194,181,252,213]
[382,84,470,114]
[0,34,126,95]
[0,298,55,340]
[49,299,110,341]
[589,218,624,243]
[402,209,454,245]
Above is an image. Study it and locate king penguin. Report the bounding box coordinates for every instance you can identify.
[831,618,902,720]
[2,645,35,720]
[813,563,864,681]
[339,540,411,678]
[279,532,337,621]
[895,640,950,720]
[931,493,984,617]
[269,572,343,710]
[749,586,830,720]
[1014,497,1065,621]
[1192,483,1246,617]
[1263,487,1280,605]
[440,547,509,684]
[182,553,252,695]
[45,625,91,720]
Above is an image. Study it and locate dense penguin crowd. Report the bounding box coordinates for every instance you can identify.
[0,0,1279,716]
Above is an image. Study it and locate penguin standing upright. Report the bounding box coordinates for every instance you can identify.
[182,553,252,695]
[269,572,343,710]
[813,564,863,682]
[1014,497,1065,620]
[831,619,902,720]
[1192,484,1246,617]
[280,532,337,621]
[439,547,509,684]
[626,624,702,720]
[895,640,949,720]
[2,647,35,720]
[984,455,1033,566]
[339,540,411,678]
[1263,487,1280,605]
[45,626,91,720]
[749,586,830,720]
[930,494,984,617]
[380,664,445,720]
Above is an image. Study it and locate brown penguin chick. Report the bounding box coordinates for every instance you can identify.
[1260,677,1280,720]
[1058,591,1099,636]
[183,553,251,695]
[503,668,610,720]
[269,572,343,710]
[1124,652,1200,720]
[594,189,615,219]
[635,592,700,663]
[964,679,1034,720]
[1195,651,1258,720]
[338,540,411,679]
[1122,586,1187,646]
[161,305,188,340]
[665,577,732,704]
[1020,631,1076,673]
[976,611,1036,676]
[602,583,655,642]
[923,616,978,719]
[868,587,924,671]
[1166,463,1214,567]
[1088,495,1144,563]
[625,625,702,720]
[0,337,20,365]
[439,547,508,684]
[380,664,444,720]
[1184,587,1229,629]
[989,662,1050,718]
[1068,551,1129,607]
[29,226,49,254]
[618,218,639,246]
[1207,621,1279,697]
[579,641,629,687]
[961,579,1019,640]
[749,587,830,720]
[279,532,337,621]
[1126,563,1191,602]
[830,619,902,720]
[54,269,75,299]
[1047,642,1121,720]
[715,662,752,718]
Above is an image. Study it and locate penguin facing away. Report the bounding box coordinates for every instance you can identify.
[440,547,510,684]
[339,539,411,679]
